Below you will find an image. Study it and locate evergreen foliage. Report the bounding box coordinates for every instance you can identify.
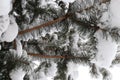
[1,0,120,80]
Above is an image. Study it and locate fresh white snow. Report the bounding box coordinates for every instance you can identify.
[67,62,102,80]
[41,62,57,80]
[67,62,120,80]
[0,0,12,15]
[62,0,75,3]
[62,0,76,7]
[0,16,18,42]
[0,0,18,42]
[32,60,40,69]
[29,62,57,80]
[91,0,120,69]
[16,39,23,57]
[71,31,79,50]
[10,68,26,80]
[109,66,120,80]
[91,30,118,69]
[45,62,57,77]
[0,15,10,37]
[109,0,120,27]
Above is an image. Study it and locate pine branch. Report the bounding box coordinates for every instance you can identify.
[18,14,71,35]
[18,0,110,35]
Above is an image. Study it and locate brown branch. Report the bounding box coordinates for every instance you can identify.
[13,40,16,49]
[18,14,71,35]
[28,53,65,58]
[100,0,110,3]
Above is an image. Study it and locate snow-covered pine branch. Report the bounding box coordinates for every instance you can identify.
[1,0,120,80]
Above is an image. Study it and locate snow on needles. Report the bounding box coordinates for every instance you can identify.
[109,0,120,27]
[0,15,10,37]
[91,0,120,69]
[16,39,23,57]
[10,68,26,80]
[0,0,18,42]
[0,16,18,42]
[91,30,118,69]
[67,62,102,80]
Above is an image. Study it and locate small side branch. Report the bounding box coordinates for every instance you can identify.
[28,53,65,58]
